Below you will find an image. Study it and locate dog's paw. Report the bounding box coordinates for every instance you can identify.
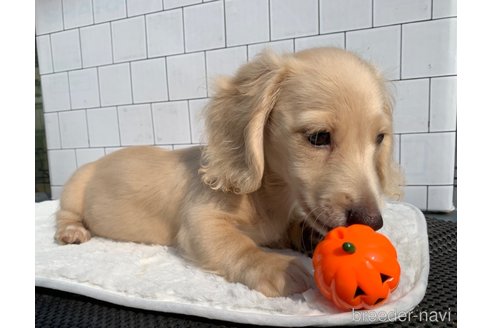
[252,254,311,297]
[55,224,91,245]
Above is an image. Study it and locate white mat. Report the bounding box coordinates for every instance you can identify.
[35,200,429,326]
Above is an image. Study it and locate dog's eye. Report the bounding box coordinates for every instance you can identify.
[376,134,385,145]
[308,132,331,147]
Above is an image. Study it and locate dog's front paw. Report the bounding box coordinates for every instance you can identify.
[55,224,91,244]
[251,254,311,297]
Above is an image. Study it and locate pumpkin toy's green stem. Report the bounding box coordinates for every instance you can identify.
[342,242,356,254]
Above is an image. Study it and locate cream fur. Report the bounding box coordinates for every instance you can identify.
[55,48,402,297]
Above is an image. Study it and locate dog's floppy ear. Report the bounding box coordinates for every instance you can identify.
[200,51,289,194]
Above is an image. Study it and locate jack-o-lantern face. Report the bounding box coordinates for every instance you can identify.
[312,224,400,310]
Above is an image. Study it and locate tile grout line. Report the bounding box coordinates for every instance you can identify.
[164,56,171,101]
[41,95,214,114]
[268,0,272,42]
[425,186,429,211]
[95,67,103,109]
[398,133,402,165]
[48,34,55,74]
[143,13,149,60]
[90,0,95,27]
[56,112,63,152]
[204,51,209,98]
[115,106,123,147]
[66,71,73,110]
[406,184,455,187]
[222,0,227,47]
[109,21,115,64]
[399,24,403,79]
[60,0,66,30]
[428,78,432,132]
[371,0,374,27]
[73,148,79,169]
[37,13,457,39]
[181,7,187,53]
[187,100,193,143]
[149,103,157,145]
[128,62,135,104]
[42,19,459,77]
[77,28,84,72]
[83,109,91,155]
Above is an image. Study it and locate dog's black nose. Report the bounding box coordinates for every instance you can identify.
[346,206,383,231]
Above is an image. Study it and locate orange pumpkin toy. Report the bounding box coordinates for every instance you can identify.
[312,224,400,311]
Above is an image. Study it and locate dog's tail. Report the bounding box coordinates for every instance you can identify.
[54,162,96,244]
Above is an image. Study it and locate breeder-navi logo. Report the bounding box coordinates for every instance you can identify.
[352,308,453,323]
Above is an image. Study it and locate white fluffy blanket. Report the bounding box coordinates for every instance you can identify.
[35,200,429,326]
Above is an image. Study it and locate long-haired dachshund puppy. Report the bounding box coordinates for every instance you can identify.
[55,47,402,297]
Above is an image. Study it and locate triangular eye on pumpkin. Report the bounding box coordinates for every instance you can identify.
[312,224,401,311]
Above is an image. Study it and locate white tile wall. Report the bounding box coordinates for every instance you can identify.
[86,107,121,147]
[392,79,429,133]
[402,186,428,209]
[164,0,202,10]
[402,18,457,78]
[93,0,127,23]
[104,147,124,155]
[270,0,318,40]
[152,101,191,144]
[48,150,77,186]
[346,25,401,80]
[225,0,270,47]
[127,0,162,17]
[51,29,82,72]
[430,76,457,132]
[206,46,247,93]
[373,0,431,26]
[433,0,457,19]
[167,52,207,100]
[41,72,71,112]
[75,148,106,166]
[118,104,155,145]
[58,110,89,148]
[36,0,64,35]
[37,0,456,210]
[146,9,184,57]
[43,113,61,149]
[98,63,132,106]
[111,16,147,63]
[189,98,209,144]
[36,35,53,74]
[401,132,455,185]
[428,185,454,212]
[68,68,100,109]
[131,58,168,103]
[80,23,113,67]
[62,0,94,29]
[184,1,225,52]
[248,40,294,59]
[427,186,455,212]
[295,33,345,52]
[320,0,372,33]
[51,186,64,200]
